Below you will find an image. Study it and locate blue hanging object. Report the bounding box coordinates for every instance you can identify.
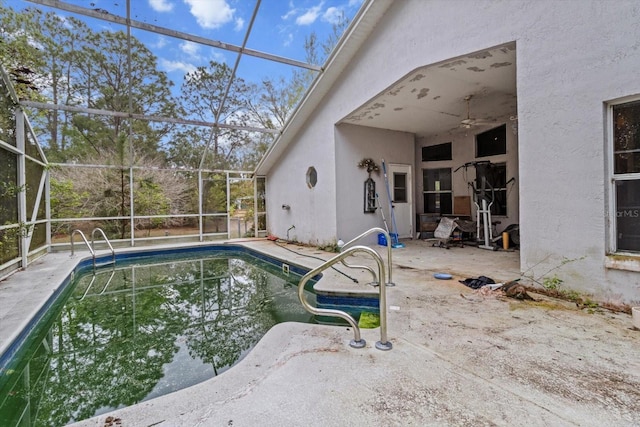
[381,159,405,248]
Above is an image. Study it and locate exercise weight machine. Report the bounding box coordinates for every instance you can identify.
[455,161,496,250]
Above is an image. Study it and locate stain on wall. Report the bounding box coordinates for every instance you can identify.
[439,59,467,69]
[389,86,404,96]
[468,51,492,60]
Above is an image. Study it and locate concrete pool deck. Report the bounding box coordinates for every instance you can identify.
[1,238,639,426]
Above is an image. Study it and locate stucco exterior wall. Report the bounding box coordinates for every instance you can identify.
[265,0,640,302]
[338,0,640,301]
[265,102,339,245]
[511,2,640,302]
[335,124,414,244]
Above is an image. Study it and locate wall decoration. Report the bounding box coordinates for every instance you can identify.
[358,158,379,213]
[364,177,376,213]
[358,158,380,176]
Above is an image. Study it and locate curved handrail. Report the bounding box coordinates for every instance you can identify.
[298,245,392,351]
[340,227,394,286]
[340,256,377,286]
[70,230,95,268]
[75,274,97,300]
[91,227,115,266]
[77,267,117,301]
[98,268,117,295]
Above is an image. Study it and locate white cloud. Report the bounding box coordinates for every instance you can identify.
[322,7,343,25]
[281,6,298,20]
[180,41,200,58]
[159,58,197,74]
[283,32,294,47]
[208,50,227,63]
[178,41,228,64]
[296,3,324,26]
[234,17,245,32]
[183,0,235,29]
[150,36,168,49]
[348,0,363,7]
[149,0,174,13]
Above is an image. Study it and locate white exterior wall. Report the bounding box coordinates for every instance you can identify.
[335,124,414,244]
[265,100,339,245]
[265,0,640,302]
[511,2,640,303]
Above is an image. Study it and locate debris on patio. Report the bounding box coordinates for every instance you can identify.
[502,280,536,300]
[459,275,495,289]
[459,276,536,301]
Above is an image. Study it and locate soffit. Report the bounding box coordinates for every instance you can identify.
[339,43,517,138]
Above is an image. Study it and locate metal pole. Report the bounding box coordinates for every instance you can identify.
[16,109,28,267]
[226,172,231,239]
[341,226,395,286]
[45,169,51,249]
[198,170,203,241]
[127,0,135,247]
[253,177,258,238]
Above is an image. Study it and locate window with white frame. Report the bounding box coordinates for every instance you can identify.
[611,99,640,253]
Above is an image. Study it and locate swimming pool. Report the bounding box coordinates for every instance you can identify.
[0,245,322,426]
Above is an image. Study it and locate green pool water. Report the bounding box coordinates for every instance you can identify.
[0,251,315,426]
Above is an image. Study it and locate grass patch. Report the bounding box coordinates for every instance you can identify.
[523,275,633,314]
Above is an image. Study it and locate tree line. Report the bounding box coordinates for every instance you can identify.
[0,3,346,239]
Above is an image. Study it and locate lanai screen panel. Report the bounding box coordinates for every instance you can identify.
[0,0,361,253]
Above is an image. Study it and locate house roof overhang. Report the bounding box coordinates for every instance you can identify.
[254,0,395,176]
[255,2,517,176]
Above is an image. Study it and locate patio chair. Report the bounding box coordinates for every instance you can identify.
[426,216,461,249]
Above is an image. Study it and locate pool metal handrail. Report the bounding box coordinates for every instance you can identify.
[297,245,392,351]
[91,227,116,266]
[340,227,395,286]
[70,229,95,268]
[75,274,97,300]
[75,267,117,301]
[70,228,115,270]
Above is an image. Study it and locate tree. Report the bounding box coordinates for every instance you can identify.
[244,10,351,160]
[179,61,254,170]
[0,7,179,163]
[50,151,191,239]
[65,30,178,162]
[0,6,46,101]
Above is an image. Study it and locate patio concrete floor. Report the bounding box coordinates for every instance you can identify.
[1,238,639,426]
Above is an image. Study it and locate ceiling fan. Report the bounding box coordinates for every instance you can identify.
[460,95,495,128]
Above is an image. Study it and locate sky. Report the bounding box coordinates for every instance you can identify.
[6,0,365,85]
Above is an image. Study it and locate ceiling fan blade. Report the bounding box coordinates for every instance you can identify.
[460,95,498,128]
[473,119,496,125]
